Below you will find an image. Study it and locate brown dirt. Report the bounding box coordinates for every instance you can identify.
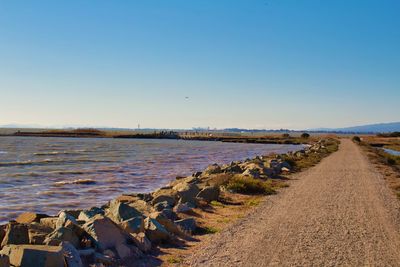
[185,139,400,266]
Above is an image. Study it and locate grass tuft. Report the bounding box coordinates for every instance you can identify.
[226,175,276,195]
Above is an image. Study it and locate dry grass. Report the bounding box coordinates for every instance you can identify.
[226,175,276,195]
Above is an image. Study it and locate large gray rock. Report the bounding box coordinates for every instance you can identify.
[153,201,171,212]
[173,201,195,214]
[160,209,177,221]
[27,223,53,245]
[173,182,200,205]
[56,212,78,229]
[203,164,222,175]
[82,215,135,260]
[242,168,261,178]
[196,186,220,203]
[119,217,144,234]
[128,200,153,215]
[144,218,170,243]
[44,227,80,248]
[39,218,58,230]
[131,233,151,253]
[0,244,65,267]
[106,200,142,223]
[61,242,83,267]
[175,218,197,234]
[77,207,104,222]
[0,255,9,267]
[55,212,86,241]
[149,212,187,238]
[0,225,5,245]
[151,189,177,207]
[1,222,29,247]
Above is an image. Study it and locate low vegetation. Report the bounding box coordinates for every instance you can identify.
[301,133,310,139]
[226,175,276,195]
[377,132,400,138]
[355,135,400,202]
[281,138,340,171]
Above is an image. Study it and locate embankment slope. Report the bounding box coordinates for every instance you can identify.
[186,139,400,266]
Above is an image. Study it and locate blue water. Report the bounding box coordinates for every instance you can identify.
[383,148,400,156]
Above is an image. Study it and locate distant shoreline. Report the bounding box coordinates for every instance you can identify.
[0,129,311,145]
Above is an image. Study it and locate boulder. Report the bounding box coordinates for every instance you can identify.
[94,252,114,266]
[131,232,151,253]
[0,244,65,267]
[44,227,79,248]
[55,213,86,240]
[77,248,95,266]
[115,243,141,260]
[15,213,48,224]
[242,168,261,178]
[27,223,53,245]
[193,171,202,177]
[128,200,152,215]
[82,215,128,252]
[58,210,81,219]
[56,212,78,229]
[144,218,170,243]
[1,222,29,247]
[173,182,199,205]
[175,218,197,234]
[149,212,187,238]
[222,163,243,174]
[106,200,142,223]
[0,225,6,245]
[203,164,222,175]
[61,242,83,267]
[173,201,195,214]
[135,193,153,202]
[153,201,171,212]
[279,161,292,171]
[196,186,220,203]
[160,209,178,221]
[0,255,9,267]
[77,207,104,222]
[263,168,275,177]
[119,217,144,234]
[151,188,177,207]
[39,218,58,230]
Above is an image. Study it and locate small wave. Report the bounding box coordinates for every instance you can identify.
[49,170,87,175]
[10,172,40,177]
[34,151,83,156]
[54,179,96,186]
[0,151,7,154]
[0,159,112,167]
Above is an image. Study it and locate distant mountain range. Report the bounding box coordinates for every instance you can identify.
[309,122,400,133]
[1,122,399,134]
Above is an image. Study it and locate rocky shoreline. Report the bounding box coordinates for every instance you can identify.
[0,138,338,267]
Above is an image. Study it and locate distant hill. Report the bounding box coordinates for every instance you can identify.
[310,122,400,133]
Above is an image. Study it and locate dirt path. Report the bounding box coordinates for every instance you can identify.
[186,139,400,266]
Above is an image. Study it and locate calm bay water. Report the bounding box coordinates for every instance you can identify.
[383,148,400,156]
[0,136,302,222]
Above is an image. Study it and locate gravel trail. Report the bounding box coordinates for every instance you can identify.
[186,139,400,266]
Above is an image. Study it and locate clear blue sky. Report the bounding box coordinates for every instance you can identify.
[1,0,399,130]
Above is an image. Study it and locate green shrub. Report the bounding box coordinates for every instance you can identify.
[352,136,361,142]
[282,133,290,138]
[226,176,276,195]
[301,133,310,138]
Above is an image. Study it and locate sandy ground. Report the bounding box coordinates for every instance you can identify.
[185,139,400,266]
